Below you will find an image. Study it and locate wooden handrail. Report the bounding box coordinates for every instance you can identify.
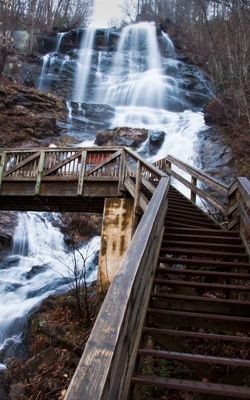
[65,177,170,400]
[164,155,228,194]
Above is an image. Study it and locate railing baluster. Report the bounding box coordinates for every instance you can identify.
[191,176,197,203]
[77,150,87,196]
[0,152,6,192]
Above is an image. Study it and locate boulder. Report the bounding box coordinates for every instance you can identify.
[148,131,165,153]
[0,211,17,251]
[95,127,148,147]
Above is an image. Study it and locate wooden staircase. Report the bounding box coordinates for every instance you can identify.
[132,186,250,399]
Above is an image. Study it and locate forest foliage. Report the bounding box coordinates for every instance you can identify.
[123,0,250,126]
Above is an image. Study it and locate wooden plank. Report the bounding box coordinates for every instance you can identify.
[165,155,228,195]
[154,278,250,291]
[35,151,45,196]
[65,177,170,400]
[132,375,250,398]
[43,151,81,176]
[143,327,250,343]
[3,151,40,177]
[137,349,250,368]
[86,150,122,176]
[159,256,250,269]
[77,150,87,196]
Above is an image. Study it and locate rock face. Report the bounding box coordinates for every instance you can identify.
[0,81,65,147]
[0,212,17,252]
[95,127,148,147]
[37,28,120,54]
[204,99,227,126]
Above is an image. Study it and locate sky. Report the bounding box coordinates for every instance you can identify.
[91,0,125,28]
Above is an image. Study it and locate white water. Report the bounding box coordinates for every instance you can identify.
[0,212,100,364]
[90,22,207,166]
[74,28,96,102]
[56,32,66,53]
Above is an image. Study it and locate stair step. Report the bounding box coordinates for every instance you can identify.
[167,205,216,219]
[147,308,250,324]
[160,247,249,260]
[166,217,218,229]
[151,293,250,315]
[161,240,245,252]
[164,227,238,236]
[157,266,250,279]
[154,278,250,292]
[166,212,217,225]
[137,349,250,368]
[142,327,250,343]
[132,375,250,398]
[163,233,242,244]
[159,256,250,269]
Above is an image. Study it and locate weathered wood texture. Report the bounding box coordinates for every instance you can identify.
[65,177,170,400]
[238,177,250,255]
[98,198,134,293]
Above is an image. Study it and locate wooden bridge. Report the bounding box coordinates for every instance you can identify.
[0,147,250,399]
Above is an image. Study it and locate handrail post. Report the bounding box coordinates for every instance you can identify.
[237,177,250,256]
[227,180,239,230]
[191,176,197,203]
[77,150,87,196]
[0,152,6,192]
[133,160,142,231]
[35,151,45,196]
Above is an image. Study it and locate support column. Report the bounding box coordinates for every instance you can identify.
[98,198,134,293]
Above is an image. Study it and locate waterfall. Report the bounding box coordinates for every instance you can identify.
[38,32,66,91]
[0,212,100,365]
[37,22,210,165]
[56,32,66,53]
[73,28,96,102]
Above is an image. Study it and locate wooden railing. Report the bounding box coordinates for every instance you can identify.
[155,155,229,217]
[65,176,170,400]
[0,147,123,197]
[124,148,166,213]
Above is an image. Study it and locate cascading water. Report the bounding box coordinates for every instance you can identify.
[0,212,100,368]
[38,32,67,91]
[73,28,96,102]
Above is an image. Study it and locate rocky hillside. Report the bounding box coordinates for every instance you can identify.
[0,79,65,148]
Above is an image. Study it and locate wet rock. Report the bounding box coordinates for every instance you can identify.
[0,212,17,251]
[148,131,165,153]
[23,265,48,280]
[95,127,148,147]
